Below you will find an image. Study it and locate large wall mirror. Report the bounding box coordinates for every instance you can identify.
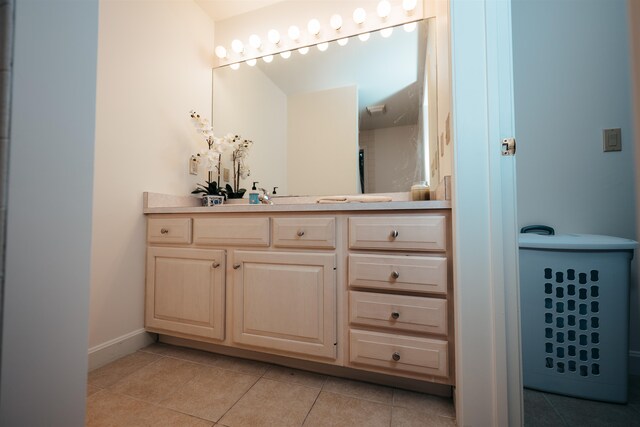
[213,18,438,197]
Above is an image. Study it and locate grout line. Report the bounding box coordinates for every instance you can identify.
[300,388,323,426]
[213,374,262,424]
[542,392,568,426]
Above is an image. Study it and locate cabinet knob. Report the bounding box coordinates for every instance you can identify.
[391,271,400,280]
[160,228,169,234]
[391,311,400,320]
[211,262,220,268]
[390,230,399,239]
[297,230,305,237]
[392,352,401,361]
[233,263,241,270]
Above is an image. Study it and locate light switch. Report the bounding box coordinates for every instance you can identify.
[603,128,622,152]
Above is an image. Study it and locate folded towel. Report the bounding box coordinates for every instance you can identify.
[316,195,393,204]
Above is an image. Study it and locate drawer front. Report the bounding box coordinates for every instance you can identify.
[348,254,447,295]
[350,329,448,378]
[148,218,192,244]
[349,291,447,335]
[349,215,446,251]
[273,217,336,249]
[193,217,270,247]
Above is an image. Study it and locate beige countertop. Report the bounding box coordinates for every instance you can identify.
[143,192,451,214]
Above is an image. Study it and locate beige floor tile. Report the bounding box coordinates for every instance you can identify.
[88,351,161,389]
[218,378,319,427]
[391,406,456,427]
[109,357,204,404]
[323,376,394,404]
[393,388,455,419]
[303,391,391,427]
[263,365,327,389]
[141,343,221,366]
[87,385,102,397]
[160,365,259,422]
[86,389,213,427]
[212,354,271,376]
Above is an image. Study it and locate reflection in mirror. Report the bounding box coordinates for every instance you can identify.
[213,19,436,197]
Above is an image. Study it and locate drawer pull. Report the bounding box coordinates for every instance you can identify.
[390,230,399,239]
[391,271,400,280]
[160,228,169,234]
[211,262,220,269]
[391,311,400,320]
[392,352,401,361]
[297,230,305,237]
[233,263,242,270]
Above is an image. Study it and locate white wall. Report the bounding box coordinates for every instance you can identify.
[89,1,215,353]
[360,125,419,193]
[512,0,638,366]
[288,86,358,196]
[213,65,287,194]
[0,0,98,424]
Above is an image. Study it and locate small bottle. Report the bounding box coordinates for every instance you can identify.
[410,181,430,201]
[249,181,260,204]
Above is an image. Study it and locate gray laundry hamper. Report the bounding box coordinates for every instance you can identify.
[519,229,637,403]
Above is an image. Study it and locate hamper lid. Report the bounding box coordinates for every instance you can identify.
[519,233,638,250]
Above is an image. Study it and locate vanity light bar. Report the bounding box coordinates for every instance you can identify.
[215,0,421,68]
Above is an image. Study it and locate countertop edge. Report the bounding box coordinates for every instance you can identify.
[144,201,451,214]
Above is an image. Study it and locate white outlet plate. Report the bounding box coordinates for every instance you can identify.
[189,155,199,175]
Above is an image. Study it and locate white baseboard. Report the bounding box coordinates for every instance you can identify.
[88,329,156,372]
[630,351,640,376]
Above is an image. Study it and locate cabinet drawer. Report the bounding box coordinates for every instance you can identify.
[273,217,336,249]
[350,329,448,378]
[193,217,270,247]
[349,291,447,335]
[147,218,192,244]
[349,216,446,251]
[348,254,447,295]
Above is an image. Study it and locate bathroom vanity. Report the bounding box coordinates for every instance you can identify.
[143,192,454,389]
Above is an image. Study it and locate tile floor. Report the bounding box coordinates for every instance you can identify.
[523,375,640,427]
[86,343,456,426]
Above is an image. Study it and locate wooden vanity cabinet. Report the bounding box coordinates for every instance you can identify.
[145,247,226,340]
[144,207,453,386]
[231,250,337,359]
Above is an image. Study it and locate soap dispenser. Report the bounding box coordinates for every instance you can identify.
[249,182,260,204]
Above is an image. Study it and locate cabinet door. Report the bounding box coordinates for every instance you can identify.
[146,247,225,340]
[232,251,336,359]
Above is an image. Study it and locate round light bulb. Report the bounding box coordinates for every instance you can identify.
[268,29,281,45]
[230,63,240,70]
[380,27,393,38]
[249,34,262,50]
[358,32,370,42]
[330,14,343,31]
[262,55,274,63]
[298,47,310,55]
[288,25,300,41]
[280,50,291,59]
[317,42,329,52]
[337,38,349,46]
[353,7,366,25]
[307,18,321,36]
[231,39,244,54]
[403,22,417,32]
[215,45,227,59]
[403,0,417,13]
[377,0,391,18]
[246,58,257,67]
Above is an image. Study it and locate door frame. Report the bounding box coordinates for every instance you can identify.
[450,0,522,425]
